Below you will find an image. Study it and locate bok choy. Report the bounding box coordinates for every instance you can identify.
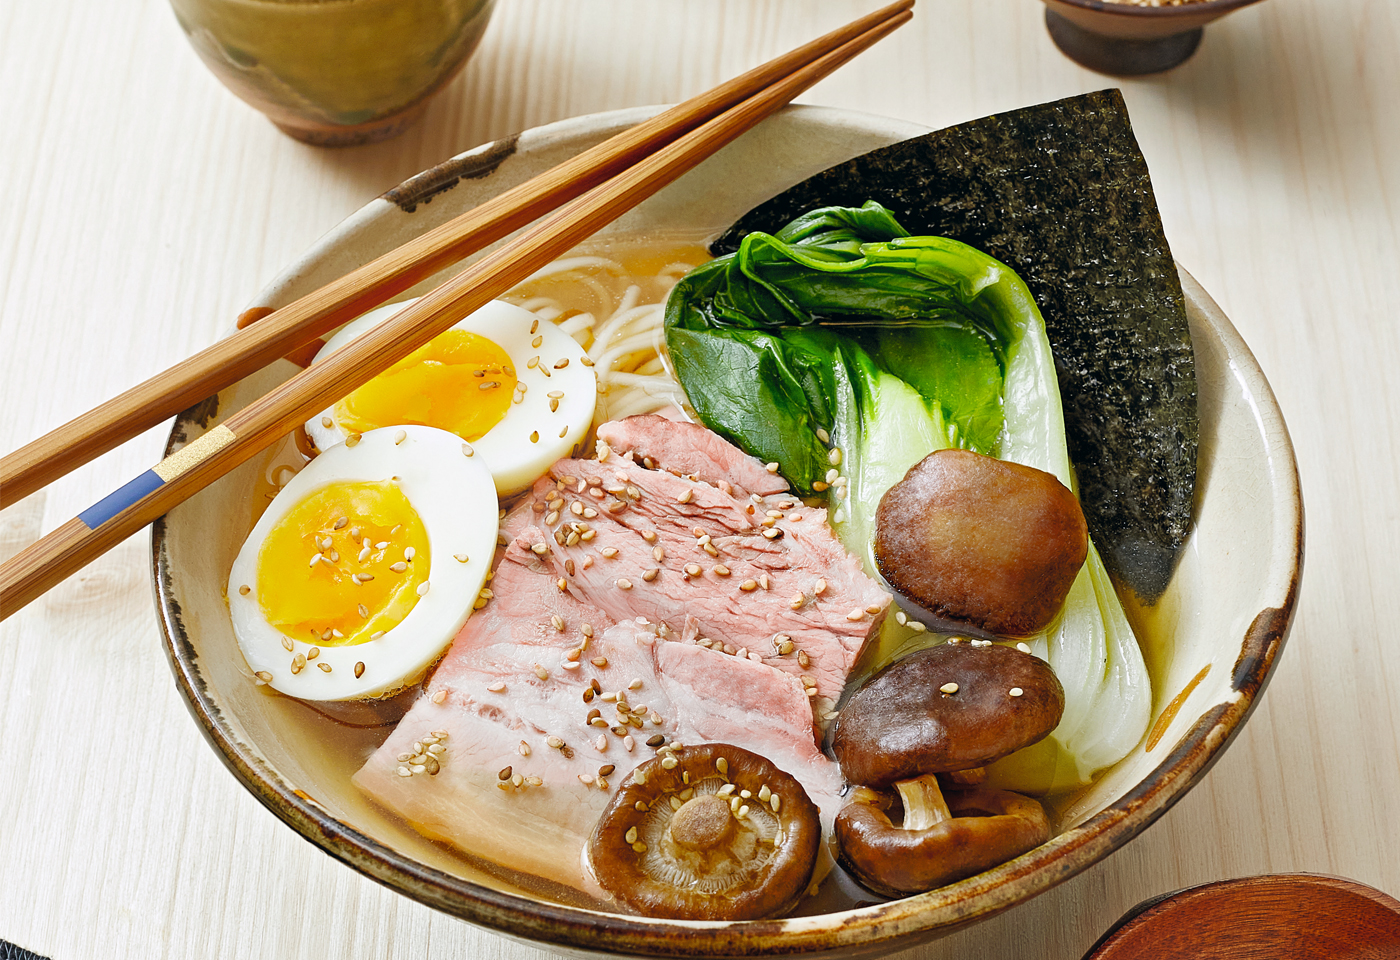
[665,202,1151,792]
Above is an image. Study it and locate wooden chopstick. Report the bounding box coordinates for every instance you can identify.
[0,5,914,618]
[0,0,914,511]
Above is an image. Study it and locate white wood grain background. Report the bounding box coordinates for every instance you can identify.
[2,0,1398,957]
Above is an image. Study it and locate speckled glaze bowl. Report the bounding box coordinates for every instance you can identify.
[1041,0,1269,75]
[153,106,1302,958]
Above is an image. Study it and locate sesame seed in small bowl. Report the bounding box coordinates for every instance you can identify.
[1041,0,1270,75]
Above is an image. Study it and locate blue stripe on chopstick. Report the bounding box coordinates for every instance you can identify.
[78,470,164,530]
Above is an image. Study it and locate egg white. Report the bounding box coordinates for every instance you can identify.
[304,298,597,497]
[228,425,497,702]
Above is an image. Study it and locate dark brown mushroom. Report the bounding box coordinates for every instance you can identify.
[835,785,1051,898]
[831,641,1064,897]
[586,743,822,920]
[874,448,1088,637]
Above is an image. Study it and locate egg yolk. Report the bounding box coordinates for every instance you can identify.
[256,480,430,646]
[334,329,516,441]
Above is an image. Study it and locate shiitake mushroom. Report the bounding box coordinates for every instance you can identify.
[831,641,1064,898]
[586,743,821,920]
[874,448,1088,637]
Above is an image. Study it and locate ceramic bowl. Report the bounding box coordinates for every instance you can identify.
[1041,0,1269,75]
[153,105,1302,958]
[168,0,496,146]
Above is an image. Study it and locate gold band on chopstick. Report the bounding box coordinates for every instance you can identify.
[154,425,238,482]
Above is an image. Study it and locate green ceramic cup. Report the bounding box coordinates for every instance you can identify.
[169,0,496,146]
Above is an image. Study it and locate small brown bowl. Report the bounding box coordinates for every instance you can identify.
[1041,0,1268,75]
[1082,874,1400,959]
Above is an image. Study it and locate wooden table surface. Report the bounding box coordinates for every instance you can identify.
[2,1,1398,957]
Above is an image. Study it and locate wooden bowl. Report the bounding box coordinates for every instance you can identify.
[1083,874,1400,958]
[152,105,1303,957]
[1041,0,1269,75]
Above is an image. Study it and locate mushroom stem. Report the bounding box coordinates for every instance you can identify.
[895,773,951,832]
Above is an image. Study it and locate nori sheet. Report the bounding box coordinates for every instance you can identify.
[713,90,1195,603]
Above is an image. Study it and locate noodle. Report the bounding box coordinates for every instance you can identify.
[502,237,711,428]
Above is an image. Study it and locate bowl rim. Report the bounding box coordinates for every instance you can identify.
[1041,0,1265,19]
[152,104,1304,958]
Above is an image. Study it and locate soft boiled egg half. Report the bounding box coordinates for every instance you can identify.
[228,425,497,702]
[304,298,597,497]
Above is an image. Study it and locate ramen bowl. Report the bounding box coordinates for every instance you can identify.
[153,105,1302,957]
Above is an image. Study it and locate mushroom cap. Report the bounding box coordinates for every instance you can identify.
[835,784,1051,897]
[586,743,822,920]
[874,448,1088,637]
[832,641,1064,788]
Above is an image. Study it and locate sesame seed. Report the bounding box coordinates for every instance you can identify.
[642,568,659,582]
[941,682,960,694]
[531,335,544,348]
[828,447,843,466]
[398,767,412,778]
[676,489,692,504]
[554,358,569,369]
[846,608,864,621]
[345,434,361,447]
[417,582,430,596]
[812,481,829,492]
[625,826,639,844]
[1010,687,1025,697]
[557,578,567,591]
[798,650,811,669]
[254,671,273,683]
[616,578,632,590]
[712,564,731,577]
[762,528,782,540]
[534,664,549,681]
[524,776,543,787]
[511,773,524,788]
[546,736,564,749]
[765,462,779,474]
[281,637,294,652]
[591,657,609,668]
[652,545,665,562]
[601,547,619,559]
[1017,642,1032,654]
[290,654,305,674]
[238,584,250,596]
[595,735,608,752]
[580,355,595,367]
[910,622,928,633]
[371,631,385,639]
[488,681,506,693]
[317,662,332,673]
[530,431,539,443]
[498,766,513,781]
[778,639,795,656]
[578,773,595,786]
[393,429,407,445]
[390,561,407,572]
[790,594,806,610]
[814,578,828,596]
[552,614,566,631]
[462,442,474,457]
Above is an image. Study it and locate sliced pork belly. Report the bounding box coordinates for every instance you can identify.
[353,612,842,900]
[518,455,890,718]
[596,415,790,499]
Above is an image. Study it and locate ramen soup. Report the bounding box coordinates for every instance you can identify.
[223,229,1173,916]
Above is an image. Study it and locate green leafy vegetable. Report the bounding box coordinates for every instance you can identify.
[665,202,1151,792]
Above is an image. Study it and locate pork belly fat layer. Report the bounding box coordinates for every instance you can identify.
[353,618,842,897]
